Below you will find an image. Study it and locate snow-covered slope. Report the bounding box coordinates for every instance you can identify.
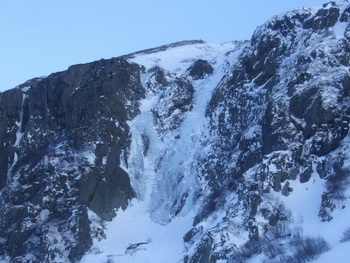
[1,2,350,263]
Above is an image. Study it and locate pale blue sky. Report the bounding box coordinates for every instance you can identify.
[1,0,330,91]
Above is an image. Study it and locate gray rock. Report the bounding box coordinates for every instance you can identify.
[300,166,313,183]
[0,58,144,262]
[304,5,340,31]
[281,181,290,196]
[187,59,214,80]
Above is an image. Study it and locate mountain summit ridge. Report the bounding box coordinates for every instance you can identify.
[1,2,350,262]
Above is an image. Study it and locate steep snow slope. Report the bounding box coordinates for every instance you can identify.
[81,41,246,263]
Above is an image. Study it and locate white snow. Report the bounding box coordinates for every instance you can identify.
[21,86,31,92]
[315,241,350,263]
[14,93,27,147]
[39,209,50,223]
[246,253,265,263]
[129,42,242,76]
[84,150,96,166]
[81,200,194,263]
[333,20,348,39]
[278,174,325,237]
[247,169,350,262]
[274,158,350,263]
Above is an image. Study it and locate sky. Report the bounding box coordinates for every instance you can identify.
[0,0,333,92]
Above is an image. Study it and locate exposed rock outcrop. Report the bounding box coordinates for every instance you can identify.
[0,58,144,262]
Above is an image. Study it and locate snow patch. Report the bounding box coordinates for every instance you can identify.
[81,200,194,263]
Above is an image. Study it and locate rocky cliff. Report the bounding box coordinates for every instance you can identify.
[0,59,144,262]
[1,2,350,263]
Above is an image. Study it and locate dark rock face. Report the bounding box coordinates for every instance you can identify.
[204,0,350,203]
[304,2,340,30]
[187,59,214,80]
[0,88,23,189]
[0,58,144,262]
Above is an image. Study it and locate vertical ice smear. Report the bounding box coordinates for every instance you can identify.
[8,90,28,178]
[81,42,246,263]
[14,92,27,147]
[126,94,163,202]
